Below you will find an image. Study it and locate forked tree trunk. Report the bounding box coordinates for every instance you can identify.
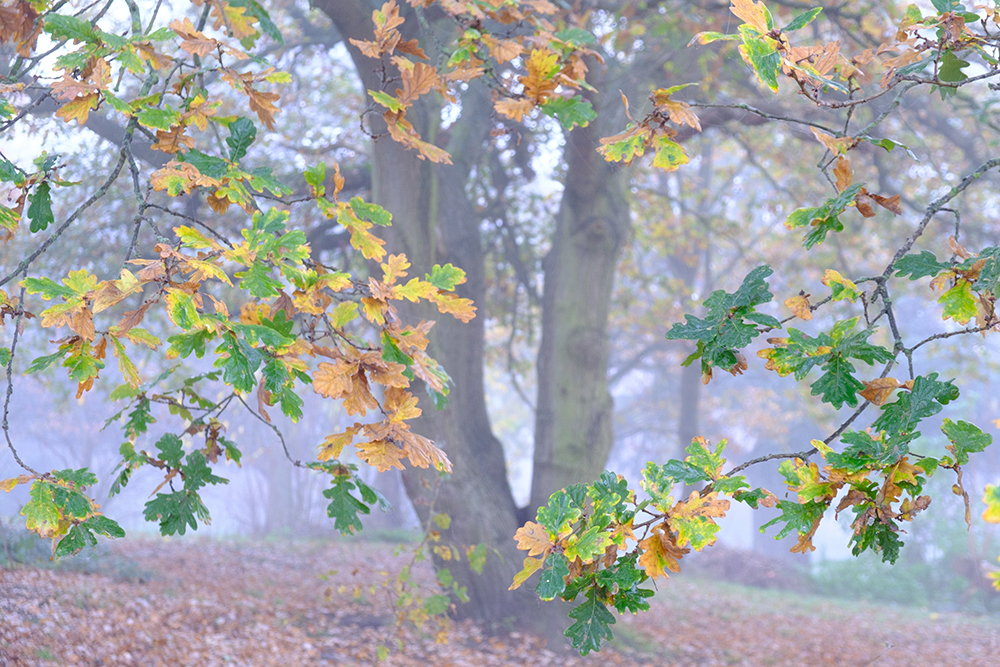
[321,0,630,640]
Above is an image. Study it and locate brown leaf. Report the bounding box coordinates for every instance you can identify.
[854,191,876,218]
[833,156,852,193]
[870,192,901,215]
[859,377,902,406]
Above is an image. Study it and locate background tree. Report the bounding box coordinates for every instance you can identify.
[3,0,1000,656]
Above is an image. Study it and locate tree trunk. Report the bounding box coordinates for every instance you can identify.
[319,2,630,643]
[529,89,630,514]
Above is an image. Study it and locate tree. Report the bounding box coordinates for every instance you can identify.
[2,0,1000,657]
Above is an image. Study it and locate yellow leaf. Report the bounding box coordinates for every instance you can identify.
[355,438,406,472]
[1,474,34,492]
[784,294,812,320]
[318,426,360,462]
[55,93,99,125]
[431,292,477,322]
[730,0,770,32]
[509,556,545,591]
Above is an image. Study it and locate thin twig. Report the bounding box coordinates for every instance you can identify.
[2,281,40,476]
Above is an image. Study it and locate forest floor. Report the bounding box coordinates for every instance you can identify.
[1,536,999,667]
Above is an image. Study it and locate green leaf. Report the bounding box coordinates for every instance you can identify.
[536,489,582,537]
[236,260,283,298]
[137,107,181,131]
[154,433,184,468]
[167,330,211,359]
[349,196,392,226]
[565,589,616,656]
[55,523,97,557]
[226,117,257,162]
[665,265,775,375]
[563,525,612,563]
[22,481,60,536]
[43,14,98,43]
[850,521,903,563]
[536,554,570,600]
[938,281,977,324]
[27,182,53,233]
[0,158,25,185]
[942,418,993,465]
[214,333,263,394]
[826,430,906,472]
[651,136,689,171]
[426,264,465,291]
[468,543,487,574]
[423,594,450,615]
[181,450,228,492]
[180,149,228,179]
[369,89,404,113]
[741,37,781,92]
[783,7,822,31]
[304,162,326,195]
[540,95,597,130]
[599,133,645,163]
[937,51,969,98]
[554,27,595,45]
[144,490,208,535]
[731,487,772,508]
[323,478,370,534]
[52,468,98,487]
[895,251,949,280]
[872,373,957,439]
[689,31,740,45]
[760,499,827,540]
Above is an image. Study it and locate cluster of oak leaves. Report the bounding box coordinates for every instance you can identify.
[1,0,1000,656]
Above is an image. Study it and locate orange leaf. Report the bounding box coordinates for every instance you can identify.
[637,525,688,580]
[513,521,552,556]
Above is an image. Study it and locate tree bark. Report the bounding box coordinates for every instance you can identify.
[529,84,630,514]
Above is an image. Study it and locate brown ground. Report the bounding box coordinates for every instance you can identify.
[1,537,998,666]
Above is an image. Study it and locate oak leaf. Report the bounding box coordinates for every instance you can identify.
[859,377,902,405]
[318,426,361,462]
[508,556,545,591]
[55,94,99,125]
[514,521,552,556]
[784,294,812,320]
[637,525,688,580]
[833,156,852,192]
[730,0,770,33]
[355,438,406,472]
